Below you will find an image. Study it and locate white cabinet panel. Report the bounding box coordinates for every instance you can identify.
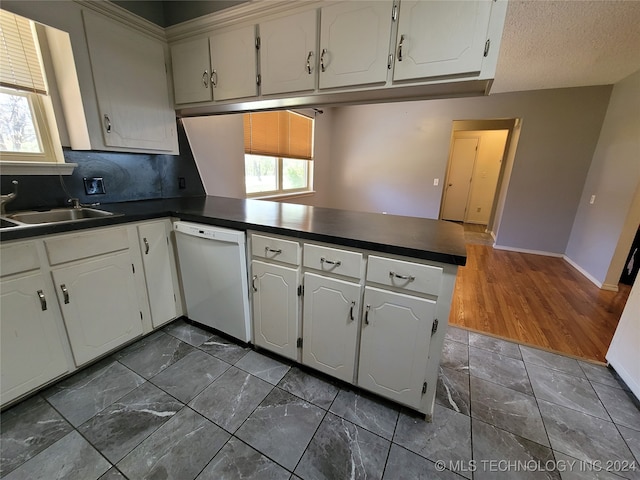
[52,251,143,366]
[171,37,213,104]
[210,25,257,101]
[393,0,492,81]
[138,221,178,328]
[1,273,69,406]
[83,10,177,152]
[302,273,360,383]
[251,260,300,361]
[358,286,436,408]
[260,10,317,95]
[319,1,393,89]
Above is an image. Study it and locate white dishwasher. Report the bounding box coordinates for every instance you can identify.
[174,221,251,342]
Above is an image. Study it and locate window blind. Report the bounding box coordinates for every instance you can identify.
[0,9,47,95]
[243,110,313,160]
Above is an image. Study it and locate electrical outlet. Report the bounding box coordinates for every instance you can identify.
[590,195,596,204]
[178,177,186,189]
[433,178,439,186]
[83,177,105,195]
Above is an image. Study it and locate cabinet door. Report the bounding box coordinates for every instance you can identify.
[319,1,393,89]
[302,273,360,383]
[138,222,177,328]
[52,251,143,366]
[251,260,299,361]
[1,273,69,406]
[209,25,257,101]
[358,286,436,408]
[83,10,176,151]
[260,10,317,95]
[171,37,213,104]
[393,0,492,81]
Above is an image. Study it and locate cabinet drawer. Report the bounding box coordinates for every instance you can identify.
[303,244,363,280]
[45,227,130,265]
[251,234,300,266]
[1,242,40,277]
[366,255,442,296]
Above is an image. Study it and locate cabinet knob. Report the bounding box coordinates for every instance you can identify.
[251,274,258,292]
[364,304,370,325]
[60,284,69,304]
[202,70,209,88]
[320,49,327,73]
[103,114,112,133]
[211,70,218,87]
[349,301,356,321]
[306,51,314,74]
[397,34,405,62]
[143,237,150,255]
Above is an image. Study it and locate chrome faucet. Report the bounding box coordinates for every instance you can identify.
[68,197,81,209]
[0,180,18,215]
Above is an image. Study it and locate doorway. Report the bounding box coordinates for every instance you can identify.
[440,119,519,235]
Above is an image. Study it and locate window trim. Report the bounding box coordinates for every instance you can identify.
[245,154,313,199]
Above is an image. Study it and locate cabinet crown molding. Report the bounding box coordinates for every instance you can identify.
[74,0,166,41]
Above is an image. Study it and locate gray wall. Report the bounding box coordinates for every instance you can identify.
[323,86,612,254]
[565,69,640,286]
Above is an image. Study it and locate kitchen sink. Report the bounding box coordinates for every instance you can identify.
[4,207,120,225]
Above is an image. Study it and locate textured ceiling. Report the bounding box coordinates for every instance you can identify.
[491,0,640,93]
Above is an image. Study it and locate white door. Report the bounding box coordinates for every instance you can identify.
[251,260,300,361]
[138,222,177,328]
[302,273,361,383]
[52,252,143,366]
[319,1,393,89]
[260,10,317,95]
[1,273,69,406]
[210,25,258,101]
[83,10,176,151]
[441,137,479,222]
[358,286,436,408]
[393,0,492,81]
[171,37,213,104]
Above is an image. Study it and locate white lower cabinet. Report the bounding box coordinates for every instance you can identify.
[251,260,300,361]
[51,250,143,367]
[302,272,361,383]
[0,272,69,406]
[138,221,180,328]
[358,286,437,409]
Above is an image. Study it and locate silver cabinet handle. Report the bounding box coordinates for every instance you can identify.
[202,69,209,87]
[387,53,393,70]
[306,51,314,74]
[364,304,370,325]
[252,274,258,292]
[320,257,341,267]
[349,301,355,321]
[37,290,47,311]
[320,48,327,72]
[389,271,415,282]
[103,114,111,133]
[397,34,405,62]
[143,237,150,255]
[211,70,218,87]
[60,284,69,304]
[265,247,282,255]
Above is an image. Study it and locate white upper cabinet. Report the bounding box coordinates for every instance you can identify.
[318,1,394,89]
[393,0,493,81]
[82,10,177,152]
[259,10,318,96]
[209,25,258,101]
[171,37,212,104]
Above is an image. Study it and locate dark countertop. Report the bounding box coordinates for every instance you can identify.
[0,195,467,266]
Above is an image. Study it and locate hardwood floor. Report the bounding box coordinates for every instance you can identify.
[449,243,631,362]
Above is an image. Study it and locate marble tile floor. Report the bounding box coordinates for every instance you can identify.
[2,320,639,480]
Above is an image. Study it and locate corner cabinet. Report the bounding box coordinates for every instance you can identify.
[392,0,493,81]
[82,10,177,152]
[318,1,394,90]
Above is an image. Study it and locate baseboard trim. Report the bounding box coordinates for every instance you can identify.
[606,358,640,403]
[493,244,563,257]
[601,283,620,292]
[563,255,604,289]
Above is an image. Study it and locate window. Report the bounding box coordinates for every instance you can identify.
[243,110,314,197]
[0,9,63,165]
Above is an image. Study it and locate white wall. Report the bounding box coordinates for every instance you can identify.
[325,86,612,254]
[565,69,640,287]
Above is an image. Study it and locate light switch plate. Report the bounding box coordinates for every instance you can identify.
[84,177,105,195]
